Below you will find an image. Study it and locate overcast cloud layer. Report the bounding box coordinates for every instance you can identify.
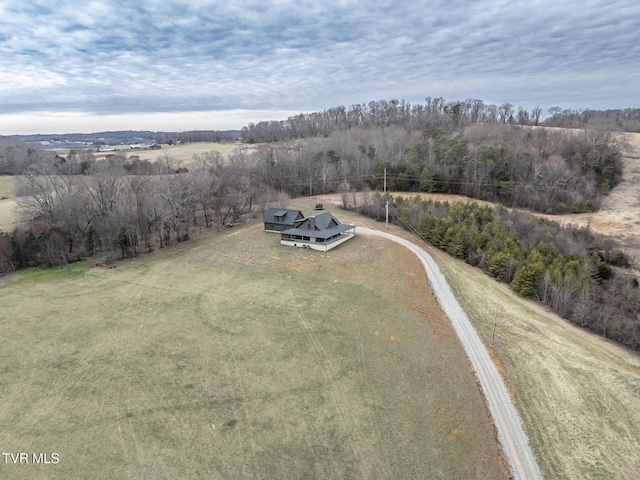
[0,0,639,134]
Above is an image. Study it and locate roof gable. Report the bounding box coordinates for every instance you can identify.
[281,212,354,239]
[264,208,304,225]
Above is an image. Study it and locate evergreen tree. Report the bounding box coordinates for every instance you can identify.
[511,251,546,297]
[83,225,101,257]
[117,226,132,258]
[511,263,542,297]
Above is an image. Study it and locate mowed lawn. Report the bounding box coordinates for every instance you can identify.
[0,221,508,479]
[304,194,640,480]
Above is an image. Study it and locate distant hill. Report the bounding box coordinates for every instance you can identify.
[8,130,242,147]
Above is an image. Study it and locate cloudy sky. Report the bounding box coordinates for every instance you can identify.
[0,0,638,134]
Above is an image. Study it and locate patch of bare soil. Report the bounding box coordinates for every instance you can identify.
[560,132,640,258]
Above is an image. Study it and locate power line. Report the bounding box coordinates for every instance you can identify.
[386,203,432,246]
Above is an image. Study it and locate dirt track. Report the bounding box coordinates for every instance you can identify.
[359,227,542,480]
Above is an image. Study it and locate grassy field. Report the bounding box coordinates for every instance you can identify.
[0,175,17,232]
[432,248,640,480]
[0,218,508,479]
[47,142,259,166]
[0,175,14,199]
[288,196,640,479]
[129,142,259,165]
[307,197,640,480]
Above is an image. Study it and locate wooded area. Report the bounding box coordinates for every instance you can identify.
[0,148,281,272]
[0,96,636,350]
[350,195,639,351]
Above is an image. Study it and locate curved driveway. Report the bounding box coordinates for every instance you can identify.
[358,228,543,480]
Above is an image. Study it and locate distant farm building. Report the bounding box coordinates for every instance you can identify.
[264,208,304,232]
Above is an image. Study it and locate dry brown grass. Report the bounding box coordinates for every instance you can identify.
[129,142,259,165]
[46,142,261,167]
[0,175,17,232]
[50,142,256,161]
[431,245,640,480]
[0,219,508,479]
[290,195,640,480]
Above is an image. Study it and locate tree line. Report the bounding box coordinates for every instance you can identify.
[0,96,637,352]
[0,150,282,273]
[235,123,623,215]
[544,107,640,132]
[241,98,640,144]
[349,195,639,351]
[368,126,622,213]
[0,139,51,175]
[0,99,627,268]
[1,99,626,220]
[153,130,239,145]
[241,97,523,143]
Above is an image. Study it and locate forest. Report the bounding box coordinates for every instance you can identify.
[0,148,271,271]
[0,96,637,350]
[352,195,638,350]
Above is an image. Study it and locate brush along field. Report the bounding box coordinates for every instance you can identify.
[433,247,640,480]
[291,198,640,479]
[0,175,17,232]
[0,221,508,479]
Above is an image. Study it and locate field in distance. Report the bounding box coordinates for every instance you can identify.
[127,142,259,165]
[47,142,258,166]
[0,175,17,232]
[0,217,508,479]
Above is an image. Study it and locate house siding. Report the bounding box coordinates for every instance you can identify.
[279,212,355,251]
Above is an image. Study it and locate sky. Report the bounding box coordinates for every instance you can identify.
[0,0,639,135]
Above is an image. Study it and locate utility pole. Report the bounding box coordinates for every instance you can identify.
[384,167,389,228]
[385,201,389,229]
[383,167,387,193]
[491,300,499,345]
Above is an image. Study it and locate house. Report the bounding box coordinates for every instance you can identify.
[280,212,355,251]
[263,208,304,232]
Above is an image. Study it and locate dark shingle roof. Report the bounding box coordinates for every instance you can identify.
[264,208,303,226]
[281,212,354,239]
